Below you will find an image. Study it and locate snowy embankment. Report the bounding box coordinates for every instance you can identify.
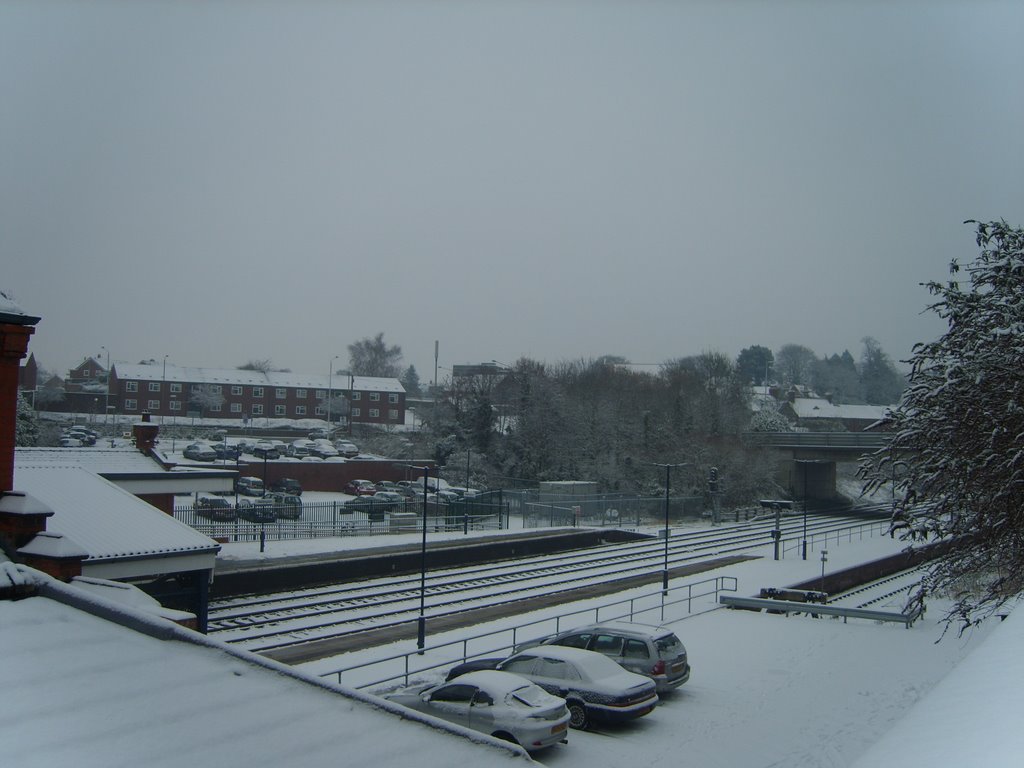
[219,527,1016,768]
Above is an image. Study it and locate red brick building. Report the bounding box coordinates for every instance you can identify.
[109,363,406,426]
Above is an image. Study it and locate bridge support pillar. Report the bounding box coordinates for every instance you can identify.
[790,458,836,503]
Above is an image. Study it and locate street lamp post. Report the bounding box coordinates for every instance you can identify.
[162,354,169,425]
[100,345,111,430]
[406,464,432,652]
[348,372,354,436]
[652,462,686,600]
[327,355,339,430]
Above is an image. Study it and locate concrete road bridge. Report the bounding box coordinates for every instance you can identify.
[743,431,893,503]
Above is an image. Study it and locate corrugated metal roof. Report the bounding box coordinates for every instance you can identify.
[12,466,217,562]
[112,363,405,393]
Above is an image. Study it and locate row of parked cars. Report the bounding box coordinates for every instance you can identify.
[385,621,690,752]
[180,435,360,464]
[59,425,101,447]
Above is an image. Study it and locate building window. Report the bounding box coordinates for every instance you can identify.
[125,399,137,410]
[170,383,182,393]
[169,400,181,411]
[230,403,242,413]
[210,385,222,394]
[352,392,361,401]
[315,389,325,399]
[149,382,161,392]
[232,385,243,395]
[147,399,160,410]
[369,408,379,418]
[126,381,138,392]
[351,407,361,418]
[275,405,286,416]
[252,404,263,415]
[210,403,222,412]
[295,405,306,415]
[369,392,380,401]
[253,387,264,398]
[296,388,307,398]
[314,406,325,416]
[389,393,399,403]
[389,409,398,420]
[275,388,286,398]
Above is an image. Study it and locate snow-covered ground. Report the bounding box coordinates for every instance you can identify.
[215,524,1015,767]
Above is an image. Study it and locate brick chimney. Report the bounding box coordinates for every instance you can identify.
[0,491,54,551]
[133,412,160,455]
[0,294,41,494]
[18,531,87,582]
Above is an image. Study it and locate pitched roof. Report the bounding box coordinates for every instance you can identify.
[112,363,405,393]
[0,565,531,768]
[12,466,218,568]
[788,397,891,422]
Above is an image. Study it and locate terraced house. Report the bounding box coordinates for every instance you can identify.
[109,363,406,426]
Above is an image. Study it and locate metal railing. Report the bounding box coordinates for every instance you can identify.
[174,499,508,541]
[719,595,922,627]
[319,574,738,691]
[779,520,889,559]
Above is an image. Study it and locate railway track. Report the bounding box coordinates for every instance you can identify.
[208,509,889,653]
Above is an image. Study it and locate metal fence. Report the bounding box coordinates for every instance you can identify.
[174,498,509,542]
[321,574,739,691]
[513,491,708,529]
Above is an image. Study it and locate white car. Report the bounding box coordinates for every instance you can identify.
[386,670,570,752]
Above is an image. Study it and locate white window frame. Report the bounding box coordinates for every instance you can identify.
[295,405,306,415]
[147,399,160,410]
[232,385,243,395]
[369,392,380,402]
[149,382,161,392]
[389,393,399,403]
[125,398,137,410]
[126,381,138,392]
[275,405,286,416]
[351,392,361,401]
[369,408,379,418]
[315,389,326,399]
[314,406,325,416]
[230,403,242,413]
[351,407,361,418]
[296,388,307,398]
[170,382,182,394]
[169,400,181,411]
[275,388,287,399]
[252,404,264,415]
[389,409,398,420]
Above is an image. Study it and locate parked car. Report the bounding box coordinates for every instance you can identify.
[310,442,339,459]
[267,492,302,520]
[386,670,570,752]
[517,621,690,694]
[344,479,377,496]
[288,439,316,458]
[252,441,280,460]
[446,645,659,730]
[370,490,404,510]
[269,478,303,496]
[308,428,332,440]
[237,498,276,523]
[211,442,242,461]
[183,443,217,462]
[334,440,359,457]
[195,494,236,522]
[344,495,391,520]
[235,476,265,496]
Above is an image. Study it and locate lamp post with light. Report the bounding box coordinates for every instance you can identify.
[652,462,687,603]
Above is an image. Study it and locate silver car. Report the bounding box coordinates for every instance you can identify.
[522,621,690,694]
[386,670,570,752]
[447,645,658,730]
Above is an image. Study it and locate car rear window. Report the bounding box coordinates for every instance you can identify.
[508,685,548,708]
[656,634,684,658]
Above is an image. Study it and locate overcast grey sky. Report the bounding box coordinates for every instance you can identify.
[3,0,1022,383]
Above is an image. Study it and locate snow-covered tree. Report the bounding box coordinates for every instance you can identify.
[860,220,1024,631]
[400,365,421,397]
[15,392,39,446]
[189,385,225,418]
[348,333,402,378]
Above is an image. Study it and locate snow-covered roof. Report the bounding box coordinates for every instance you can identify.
[112,363,405,393]
[0,289,40,324]
[788,397,890,422]
[12,466,218,574]
[0,565,531,768]
[16,446,168,475]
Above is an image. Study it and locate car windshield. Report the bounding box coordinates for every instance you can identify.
[656,634,684,657]
[508,685,549,708]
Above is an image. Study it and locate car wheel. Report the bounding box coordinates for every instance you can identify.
[567,700,588,730]
[491,731,519,746]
